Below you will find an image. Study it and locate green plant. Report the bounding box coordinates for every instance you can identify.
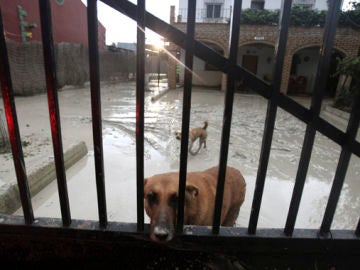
[333,56,360,109]
[239,5,359,28]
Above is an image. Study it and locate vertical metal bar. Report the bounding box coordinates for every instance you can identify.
[248,0,292,235]
[320,92,360,235]
[176,0,196,234]
[136,0,145,232]
[87,0,107,228]
[39,0,71,226]
[212,0,242,234]
[356,218,360,237]
[284,0,342,236]
[0,7,34,225]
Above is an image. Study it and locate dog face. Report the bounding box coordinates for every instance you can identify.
[174,130,181,140]
[144,174,199,242]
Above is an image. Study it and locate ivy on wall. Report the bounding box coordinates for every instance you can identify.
[239,5,360,28]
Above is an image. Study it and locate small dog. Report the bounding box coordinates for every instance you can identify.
[144,166,246,242]
[175,120,208,155]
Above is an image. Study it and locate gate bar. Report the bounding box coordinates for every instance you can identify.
[176,0,196,233]
[136,0,145,232]
[248,0,292,235]
[87,0,108,228]
[320,92,360,235]
[0,8,34,225]
[284,0,342,236]
[39,0,71,226]
[212,0,242,234]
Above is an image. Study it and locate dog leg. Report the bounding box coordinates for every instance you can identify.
[189,138,201,155]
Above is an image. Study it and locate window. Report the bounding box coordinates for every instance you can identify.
[206,4,221,18]
[251,0,265,10]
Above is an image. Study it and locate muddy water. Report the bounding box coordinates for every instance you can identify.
[25,82,360,230]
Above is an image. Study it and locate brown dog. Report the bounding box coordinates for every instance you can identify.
[175,121,208,155]
[144,166,246,242]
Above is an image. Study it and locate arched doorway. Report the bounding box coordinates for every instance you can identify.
[288,46,345,97]
[237,43,275,91]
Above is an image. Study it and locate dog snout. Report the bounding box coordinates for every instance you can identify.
[153,226,173,242]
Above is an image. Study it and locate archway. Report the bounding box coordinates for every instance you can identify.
[237,43,275,91]
[288,46,345,97]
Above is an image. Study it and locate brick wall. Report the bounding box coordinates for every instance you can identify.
[169,23,360,93]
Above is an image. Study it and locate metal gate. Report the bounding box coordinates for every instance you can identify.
[0,0,359,268]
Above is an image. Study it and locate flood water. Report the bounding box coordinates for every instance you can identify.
[23,81,360,230]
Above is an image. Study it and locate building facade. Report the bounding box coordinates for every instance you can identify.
[169,0,358,96]
[0,0,106,50]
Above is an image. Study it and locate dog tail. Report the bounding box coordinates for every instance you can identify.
[203,120,208,130]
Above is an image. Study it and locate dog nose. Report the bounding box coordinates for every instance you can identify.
[153,226,170,241]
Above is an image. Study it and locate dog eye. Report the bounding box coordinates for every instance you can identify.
[169,193,178,207]
[147,192,158,205]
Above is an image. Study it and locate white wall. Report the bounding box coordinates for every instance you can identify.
[179,49,223,87]
[237,44,275,81]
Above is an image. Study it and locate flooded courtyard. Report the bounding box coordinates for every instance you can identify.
[8,81,360,230]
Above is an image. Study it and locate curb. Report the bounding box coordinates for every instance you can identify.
[0,141,88,214]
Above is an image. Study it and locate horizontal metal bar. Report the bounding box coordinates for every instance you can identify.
[87,0,107,229]
[136,0,145,232]
[39,0,71,227]
[0,7,34,225]
[0,214,359,255]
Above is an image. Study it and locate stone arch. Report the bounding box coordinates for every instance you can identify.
[288,45,346,97]
[236,42,276,91]
[291,43,348,57]
[198,39,227,55]
[239,40,275,48]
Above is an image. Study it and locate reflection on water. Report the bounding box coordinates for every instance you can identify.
[28,82,360,230]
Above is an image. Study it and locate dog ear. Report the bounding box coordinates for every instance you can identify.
[185,185,199,198]
[144,178,148,187]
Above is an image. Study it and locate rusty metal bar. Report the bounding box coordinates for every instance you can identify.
[176,0,196,233]
[212,0,242,235]
[87,0,107,229]
[248,0,293,235]
[136,0,145,232]
[39,0,71,227]
[284,0,342,236]
[320,92,360,235]
[0,7,34,225]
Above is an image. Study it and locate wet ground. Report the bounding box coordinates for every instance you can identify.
[11,81,360,230]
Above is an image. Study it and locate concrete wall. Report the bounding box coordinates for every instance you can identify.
[4,41,134,96]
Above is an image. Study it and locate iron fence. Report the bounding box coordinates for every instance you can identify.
[0,0,359,267]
